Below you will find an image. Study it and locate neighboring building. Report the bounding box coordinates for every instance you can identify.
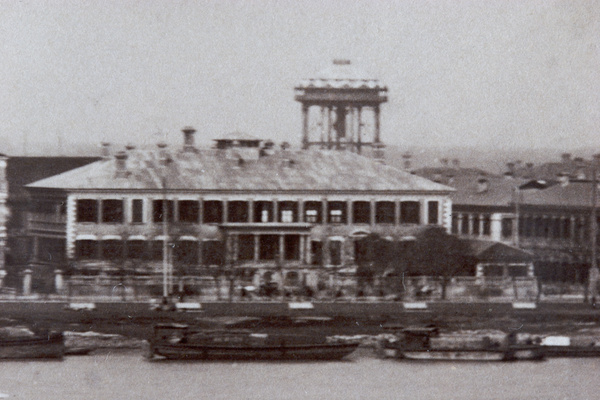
[415,164,600,285]
[24,131,453,293]
[0,156,99,288]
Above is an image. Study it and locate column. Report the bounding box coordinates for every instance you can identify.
[279,235,285,262]
[298,200,304,223]
[198,198,204,224]
[23,269,32,296]
[370,200,376,226]
[232,234,239,262]
[346,200,352,225]
[54,269,64,293]
[373,105,381,144]
[222,200,228,223]
[327,107,333,149]
[570,215,576,244]
[302,104,309,149]
[248,200,254,223]
[468,214,474,235]
[299,236,306,263]
[254,235,260,261]
[456,214,464,235]
[322,199,327,224]
[420,199,428,225]
[273,200,278,223]
[479,215,485,238]
[357,107,363,154]
[394,201,400,225]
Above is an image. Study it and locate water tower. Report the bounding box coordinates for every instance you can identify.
[294,60,388,154]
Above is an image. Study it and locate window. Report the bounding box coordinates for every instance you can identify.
[254,201,272,222]
[304,201,322,223]
[501,218,513,238]
[178,200,199,223]
[102,200,124,223]
[451,215,459,234]
[278,201,297,222]
[330,210,343,223]
[329,240,342,265]
[127,240,146,259]
[152,200,174,223]
[76,199,98,223]
[259,235,278,260]
[352,201,370,224]
[203,201,223,223]
[150,241,164,261]
[76,240,97,259]
[132,199,144,223]
[461,215,469,235]
[375,201,395,224]
[472,215,480,235]
[174,241,198,265]
[428,201,439,224]
[281,210,294,223]
[305,209,318,223]
[227,201,249,223]
[238,235,255,261]
[482,215,491,236]
[202,240,224,265]
[284,235,300,260]
[400,201,420,224]
[310,241,322,265]
[102,240,123,260]
[327,201,346,223]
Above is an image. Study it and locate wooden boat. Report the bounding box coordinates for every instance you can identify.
[541,336,600,358]
[382,327,544,362]
[0,327,65,360]
[145,324,360,361]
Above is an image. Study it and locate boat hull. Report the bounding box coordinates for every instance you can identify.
[149,342,360,361]
[543,347,600,358]
[383,344,544,362]
[0,333,65,360]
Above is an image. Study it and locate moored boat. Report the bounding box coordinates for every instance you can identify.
[145,323,360,361]
[381,327,544,362]
[541,336,600,358]
[0,327,65,360]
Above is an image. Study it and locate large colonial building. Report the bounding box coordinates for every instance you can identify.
[23,61,454,294]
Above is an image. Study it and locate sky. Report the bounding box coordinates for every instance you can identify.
[1,0,599,159]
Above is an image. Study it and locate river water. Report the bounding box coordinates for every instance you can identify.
[0,350,598,400]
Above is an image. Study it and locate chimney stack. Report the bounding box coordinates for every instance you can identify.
[561,153,572,163]
[101,142,111,159]
[402,152,412,170]
[452,158,460,169]
[114,151,129,178]
[182,126,196,152]
[157,142,170,166]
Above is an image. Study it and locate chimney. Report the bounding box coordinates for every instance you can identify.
[114,151,129,178]
[157,142,170,166]
[402,152,412,170]
[476,178,490,193]
[182,126,196,152]
[373,142,386,164]
[561,153,572,163]
[101,142,111,159]
[452,158,460,169]
[125,143,135,151]
[557,172,569,186]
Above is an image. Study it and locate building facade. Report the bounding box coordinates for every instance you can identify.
[25,132,452,293]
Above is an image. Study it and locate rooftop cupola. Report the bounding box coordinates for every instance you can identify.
[295,59,387,155]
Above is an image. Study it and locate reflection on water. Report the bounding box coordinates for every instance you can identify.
[0,351,598,400]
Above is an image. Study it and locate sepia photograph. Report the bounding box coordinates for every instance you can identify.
[0,1,599,398]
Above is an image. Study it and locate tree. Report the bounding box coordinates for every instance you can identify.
[408,227,472,300]
[355,233,405,296]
